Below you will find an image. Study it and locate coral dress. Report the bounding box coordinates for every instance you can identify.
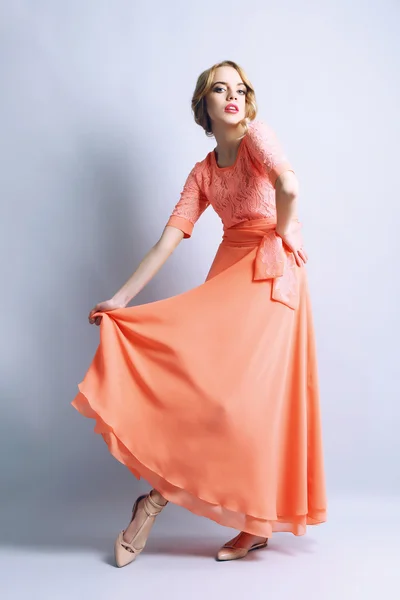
[72,119,327,538]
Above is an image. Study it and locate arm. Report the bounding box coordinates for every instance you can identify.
[111,225,184,306]
[275,170,307,267]
[111,161,209,305]
[245,120,307,267]
[275,170,299,236]
[89,161,209,324]
[165,161,210,239]
[245,119,295,188]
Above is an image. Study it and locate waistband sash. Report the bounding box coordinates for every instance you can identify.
[222,217,301,310]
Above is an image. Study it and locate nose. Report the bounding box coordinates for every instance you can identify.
[227,89,237,100]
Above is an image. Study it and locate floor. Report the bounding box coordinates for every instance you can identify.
[2,492,399,600]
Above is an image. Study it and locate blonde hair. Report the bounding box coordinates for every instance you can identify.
[191,60,257,137]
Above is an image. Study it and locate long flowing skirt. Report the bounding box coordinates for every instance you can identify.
[72,217,327,537]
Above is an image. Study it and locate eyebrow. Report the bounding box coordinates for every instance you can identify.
[212,81,247,87]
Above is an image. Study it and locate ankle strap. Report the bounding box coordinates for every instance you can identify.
[144,492,168,516]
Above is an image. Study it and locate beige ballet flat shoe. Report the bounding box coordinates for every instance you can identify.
[216,532,268,562]
[114,491,168,568]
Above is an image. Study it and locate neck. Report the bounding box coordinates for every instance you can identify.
[213,121,246,159]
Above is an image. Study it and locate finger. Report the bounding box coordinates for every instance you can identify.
[300,247,308,262]
[89,309,98,324]
[298,249,308,264]
[95,316,101,326]
[293,250,302,267]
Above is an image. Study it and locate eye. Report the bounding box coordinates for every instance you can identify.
[213,86,247,95]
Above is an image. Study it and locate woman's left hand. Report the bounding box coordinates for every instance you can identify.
[276,222,308,267]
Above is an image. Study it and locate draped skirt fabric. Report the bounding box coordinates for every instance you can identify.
[72,217,327,537]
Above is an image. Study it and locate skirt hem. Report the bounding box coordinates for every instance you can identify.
[72,387,327,538]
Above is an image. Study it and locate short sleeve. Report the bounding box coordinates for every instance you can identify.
[165,161,210,239]
[245,120,295,188]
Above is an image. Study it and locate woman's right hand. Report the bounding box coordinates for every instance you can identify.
[88,298,126,326]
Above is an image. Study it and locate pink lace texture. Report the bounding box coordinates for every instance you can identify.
[166,119,295,238]
[165,119,299,309]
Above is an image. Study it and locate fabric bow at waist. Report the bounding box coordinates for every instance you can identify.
[222,217,301,310]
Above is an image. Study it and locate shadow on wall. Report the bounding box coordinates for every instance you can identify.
[5,127,167,506]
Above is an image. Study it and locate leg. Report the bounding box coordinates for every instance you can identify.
[122,489,167,543]
[114,488,168,567]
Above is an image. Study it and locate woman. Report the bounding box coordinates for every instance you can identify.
[72,60,327,566]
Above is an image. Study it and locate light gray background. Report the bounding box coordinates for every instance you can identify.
[1,1,399,598]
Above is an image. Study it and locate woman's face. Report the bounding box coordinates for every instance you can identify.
[206,66,247,127]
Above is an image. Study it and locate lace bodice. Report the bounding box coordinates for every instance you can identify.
[166,119,294,239]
